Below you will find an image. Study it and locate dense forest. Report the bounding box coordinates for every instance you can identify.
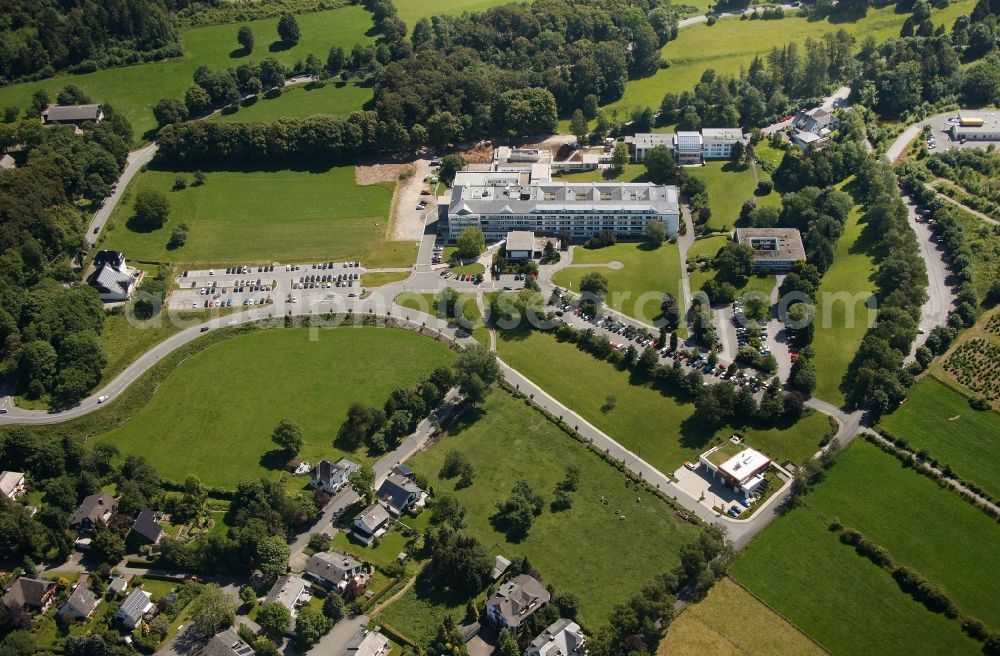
[0,103,132,406]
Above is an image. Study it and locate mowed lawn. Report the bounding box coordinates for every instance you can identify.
[0,5,375,140]
[686,161,779,230]
[803,440,1000,623]
[592,1,975,125]
[811,203,876,405]
[393,0,530,30]
[659,577,826,656]
[395,291,489,346]
[553,242,683,324]
[881,376,1000,499]
[378,390,700,638]
[102,164,396,266]
[497,329,835,471]
[95,328,454,488]
[211,80,375,124]
[732,507,984,655]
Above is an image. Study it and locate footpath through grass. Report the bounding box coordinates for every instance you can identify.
[0,5,376,141]
[102,164,399,267]
[497,329,833,471]
[95,327,454,488]
[377,389,701,639]
[553,242,683,324]
[880,375,1000,500]
[732,440,998,654]
[810,203,877,405]
[659,577,825,656]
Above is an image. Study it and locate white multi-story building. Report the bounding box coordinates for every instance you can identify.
[629,128,743,164]
[445,170,679,243]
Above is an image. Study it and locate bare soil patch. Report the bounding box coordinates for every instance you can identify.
[356,163,414,186]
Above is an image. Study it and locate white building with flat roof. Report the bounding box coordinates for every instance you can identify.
[949,111,1000,142]
[699,445,771,499]
[629,129,743,164]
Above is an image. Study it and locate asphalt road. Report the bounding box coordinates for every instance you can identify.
[85,142,158,247]
[903,194,957,356]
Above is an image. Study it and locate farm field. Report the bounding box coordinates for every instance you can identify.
[211,80,375,124]
[880,375,1000,499]
[102,164,399,267]
[95,327,454,488]
[0,5,376,141]
[496,329,834,470]
[377,389,701,639]
[659,577,826,656]
[553,242,683,324]
[585,1,975,129]
[732,440,997,655]
[810,203,876,405]
[686,161,779,231]
[804,440,1000,623]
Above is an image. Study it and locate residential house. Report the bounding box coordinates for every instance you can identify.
[109,575,129,595]
[305,551,364,591]
[790,107,838,150]
[264,574,309,616]
[129,508,164,545]
[352,503,391,546]
[42,104,103,126]
[87,251,140,302]
[58,579,100,621]
[115,587,153,630]
[203,628,256,656]
[0,471,26,500]
[527,619,587,656]
[376,472,426,516]
[0,154,15,170]
[3,577,56,614]
[484,574,550,632]
[309,457,359,494]
[70,491,116,533]
[346,629,390,656]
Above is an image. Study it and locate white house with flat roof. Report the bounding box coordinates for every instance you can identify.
[699,445,771,499]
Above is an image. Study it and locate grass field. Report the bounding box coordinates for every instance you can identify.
[732,440,997,655]
[377,389,701,639]
[811,203,877,405]
[497,329,834,470]
[553,242,683,324]
[0,5,376,141]
[393,0,529,30]
[686,162,779,230]
[552,164,649,184]
[102,164,400,267]
[880,375,1000,499]
[575,1,975,131]
[95,328,454,487]
[211,79,375,124]
[754,142,787,169]
[659,577,826,656]
[362,271,411,287]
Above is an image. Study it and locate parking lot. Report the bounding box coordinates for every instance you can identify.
[169,260,367,310]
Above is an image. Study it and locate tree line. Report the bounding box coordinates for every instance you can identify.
[0,104,134,407]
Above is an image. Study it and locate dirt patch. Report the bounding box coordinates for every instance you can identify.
[356,163,414,186]
[458,141,495,164]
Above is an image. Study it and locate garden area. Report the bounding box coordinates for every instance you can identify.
[0,4,377,140]
[732,440,999,655]
[552,241,683,324]
[880,375,1000,500]
[94,327,455,487]
[376,389,702,640]
[102,163,404,267]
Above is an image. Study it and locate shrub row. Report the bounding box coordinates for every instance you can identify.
[877,429,995,505]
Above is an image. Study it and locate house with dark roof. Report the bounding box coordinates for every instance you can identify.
[376,472,426,516]
[129,508,164,545]
[87,251,140,302]
[42,104,103,126]
[352,503,390,546]
[3,577,56,614]
[484,574,550,632]
[70,492,116,533]
[58,579,100,620]
[203,628,256,656]
[305,551,364,591]
[309,457,359,494]
[115,587,152,629]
